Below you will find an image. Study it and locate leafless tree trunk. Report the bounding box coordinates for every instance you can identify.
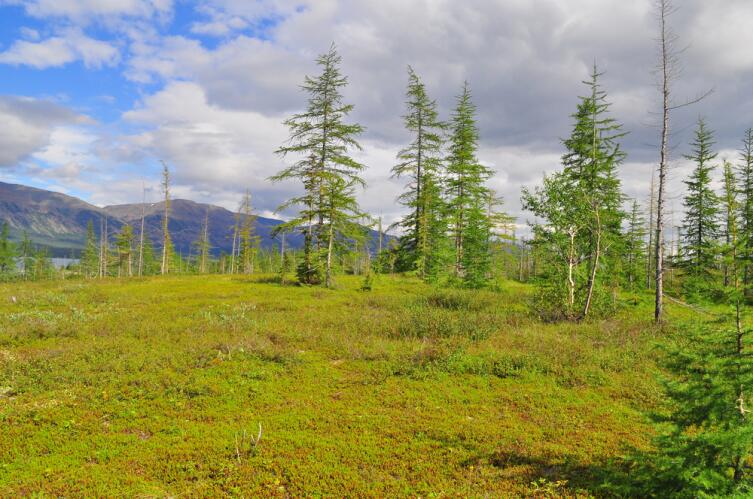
[647,170,656,289]
[199,208,209,274]
[138,183,146,277]
[160,161,171,275]
[653,0,711,322]
[653,0,672,322]
[566,226,577,316]
[99,216,108,278]
[230,209,239,275]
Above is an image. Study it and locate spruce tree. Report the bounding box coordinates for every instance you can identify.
[445,82,493,287]
[681,118,720,287]
[272,44,366,286]
[392,67,447,279]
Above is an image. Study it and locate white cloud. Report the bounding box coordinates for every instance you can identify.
[0,96,88,168]
[2,0,173,24]
[0,28,119,68]
[119,81,291,210]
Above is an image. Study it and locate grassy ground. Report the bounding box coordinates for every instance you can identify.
[0,274,681,496]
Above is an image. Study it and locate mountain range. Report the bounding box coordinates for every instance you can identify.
[0,181,339,257]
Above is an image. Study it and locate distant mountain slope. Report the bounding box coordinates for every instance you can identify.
[0,181,122,255]
[0,181,387,257]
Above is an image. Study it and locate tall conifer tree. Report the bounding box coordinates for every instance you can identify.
[445,82,493,287]
[681,118,720,284]
[738,128,753,292]
[392,67,447,279]
[272,44,366,287]
[624,200,647,289]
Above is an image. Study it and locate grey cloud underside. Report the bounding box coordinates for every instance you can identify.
[0,96,85,167]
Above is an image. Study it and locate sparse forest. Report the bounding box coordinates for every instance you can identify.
[3,0,753,496]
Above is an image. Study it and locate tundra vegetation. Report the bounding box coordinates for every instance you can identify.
[3,2,753,495]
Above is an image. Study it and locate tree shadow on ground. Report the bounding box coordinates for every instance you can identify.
[461,448,645,498]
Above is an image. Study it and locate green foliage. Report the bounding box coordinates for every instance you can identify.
[445,82,494,287]
[115,224,135,277]
[681,118,720,285]
[629,321,753,497]
[523,67,626,320]
[272,44,365,287]
[0,221,16,278]
[392,67,449,281]
[624,200,648,290]
[239,191,260,274]
[738,128,753,294]
[82,220,99,278]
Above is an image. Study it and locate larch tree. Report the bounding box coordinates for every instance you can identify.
[738,128,753,293]
[560,65,626,317]
[523,68,625,319]
[637,165,753,495]
[624,200,648,290]
[239,190,260,274]
[392,66,447,280]
[445,82,493,287]
[271,44,366,287]
[680,118,720,286]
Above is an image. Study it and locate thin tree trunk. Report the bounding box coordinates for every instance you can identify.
[654,0,671,323]
[583,209,602,318]
[325,218,335,288]
[567,227,576,316]
[138,184,145,277]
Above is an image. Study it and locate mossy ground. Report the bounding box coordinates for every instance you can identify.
[0,275,684,496]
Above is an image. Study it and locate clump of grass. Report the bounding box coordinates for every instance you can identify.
[389,304,496,340]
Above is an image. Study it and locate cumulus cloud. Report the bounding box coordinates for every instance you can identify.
[118,81,291,210]
[0,96,88,168]
[1,0,173,24]
[0,28,119,68]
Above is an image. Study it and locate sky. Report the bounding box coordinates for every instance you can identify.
[1,0,753,234]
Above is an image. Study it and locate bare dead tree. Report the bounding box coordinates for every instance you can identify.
[160,161,172,275]
[138,182,146,277]
[652,0,712,322]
